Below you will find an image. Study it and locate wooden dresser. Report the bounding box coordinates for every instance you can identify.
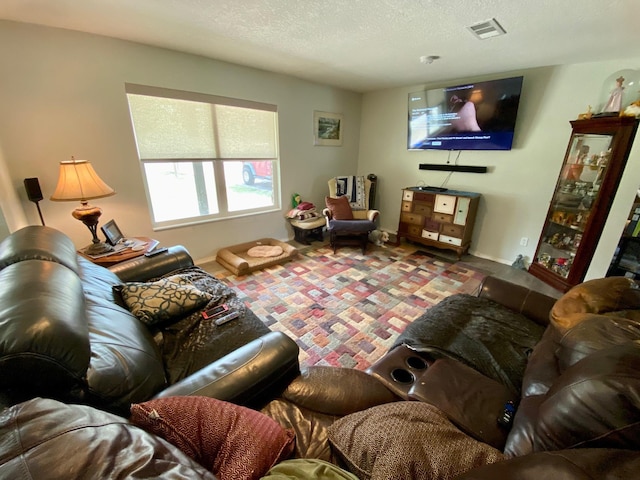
[396,187,480,258]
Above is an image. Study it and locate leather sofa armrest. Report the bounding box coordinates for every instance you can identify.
[454,448,640,479]
[154,331,300,409]
[478,276,557,327]
[108,245,194,282]
[281,366,400,416]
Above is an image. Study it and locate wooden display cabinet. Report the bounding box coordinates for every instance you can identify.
[529,116,639,292]
[396,187,480,258]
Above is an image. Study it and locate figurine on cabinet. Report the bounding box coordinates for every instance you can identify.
[622,99,640,118]
[602,76,626,113]
[577,105,593,120]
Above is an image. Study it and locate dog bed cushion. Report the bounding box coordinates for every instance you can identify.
[247,245,284,258]
[216,238,298,276]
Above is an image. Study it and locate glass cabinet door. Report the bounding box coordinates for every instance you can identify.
[534,133,613,278]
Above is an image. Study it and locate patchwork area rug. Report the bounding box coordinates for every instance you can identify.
[214,243,490,370]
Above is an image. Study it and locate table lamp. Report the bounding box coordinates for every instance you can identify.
[50,157,116,255]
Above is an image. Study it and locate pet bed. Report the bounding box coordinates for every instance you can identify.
[216,238,298,275]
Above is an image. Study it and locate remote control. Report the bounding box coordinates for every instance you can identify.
[144,247,168,257]
[214,310,240,326]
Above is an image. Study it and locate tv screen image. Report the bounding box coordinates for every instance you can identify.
[408,76,524,151]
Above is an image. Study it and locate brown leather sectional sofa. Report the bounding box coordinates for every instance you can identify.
[1,225,639,479]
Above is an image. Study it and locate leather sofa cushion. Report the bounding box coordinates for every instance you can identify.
[261,399,337,462]
[0,260,90,397]
[456,449,640,480]
[282,366,399,416]
[0,225,79,274]
[503,395,545,458]
[533,342,640,452]
[556,314,640,371]
[0,397,215,479]
[78,259,167,413]
[519,326,561,398]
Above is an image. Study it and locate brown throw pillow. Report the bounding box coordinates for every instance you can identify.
[551,277,640,332]
[325,196,354,220]
[328,402,504,480]
[130,396,295,480]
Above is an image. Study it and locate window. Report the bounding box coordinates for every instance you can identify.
[125,84,280,229]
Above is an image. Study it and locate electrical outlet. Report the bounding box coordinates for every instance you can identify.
[520,237,529,247]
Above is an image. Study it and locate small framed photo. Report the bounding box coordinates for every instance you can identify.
[313,111,343,146]
[101,219,124,246]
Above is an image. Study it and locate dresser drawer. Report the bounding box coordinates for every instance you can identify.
[407,224,422,237]
[424,219,440,231]
[413,192,435,203]
[401,201,412,212]
[434,194,456,215]
[402,190,414,201]
[432,213,453,224]
[421,230,439,240]
[401,212,423,225]
[454,197,471,225]
[438,234,463,246]
[440,223,465,238]
[413,203,432,216]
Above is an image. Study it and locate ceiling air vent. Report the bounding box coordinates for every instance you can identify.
[467,18,506,40]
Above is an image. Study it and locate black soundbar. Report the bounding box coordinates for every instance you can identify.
[419,164,487,173]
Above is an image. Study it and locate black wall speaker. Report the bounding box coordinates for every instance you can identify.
[419,164,488,173]
[24,177,44,202]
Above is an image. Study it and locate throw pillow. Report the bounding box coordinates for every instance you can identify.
[328,402,504,480]
[114,275,212,326]
[261,458,358,480]
[130,396,295,480]
[325,196,354,220]
[551,277,640,332]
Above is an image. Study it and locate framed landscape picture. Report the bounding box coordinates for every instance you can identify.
[313,111,343,146]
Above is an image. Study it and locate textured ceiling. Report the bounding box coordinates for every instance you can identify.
[1,0,639,92]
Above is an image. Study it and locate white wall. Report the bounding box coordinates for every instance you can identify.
[358,59,640,279]
[2,20,639,280]
[0,21,362,261]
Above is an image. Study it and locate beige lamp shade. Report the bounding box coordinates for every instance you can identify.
[50,158,115,202]
[50,157,116,256]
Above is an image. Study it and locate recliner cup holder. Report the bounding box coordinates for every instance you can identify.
[405,356,428,370]
[390,368,415,384]
[365,344,434,399]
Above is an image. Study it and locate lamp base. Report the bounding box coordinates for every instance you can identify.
[71,202,114,257]
[82,241,114,256]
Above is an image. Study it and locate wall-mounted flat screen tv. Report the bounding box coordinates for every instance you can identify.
[408,75,524,151]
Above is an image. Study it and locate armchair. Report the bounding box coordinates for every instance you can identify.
[323,175,379,254]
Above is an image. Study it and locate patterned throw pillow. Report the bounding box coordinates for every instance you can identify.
[114,275,211,326]
[325,196,354,220]
[328,402,504,480]
[130,396,295,480]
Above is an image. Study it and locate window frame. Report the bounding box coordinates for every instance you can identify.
[125,83,281,230]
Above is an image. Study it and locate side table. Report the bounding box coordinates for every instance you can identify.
[289,217,326,245]
[79,237,159,267]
